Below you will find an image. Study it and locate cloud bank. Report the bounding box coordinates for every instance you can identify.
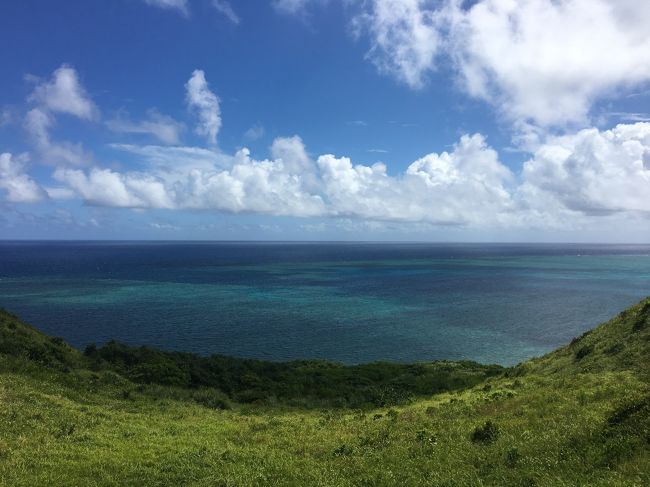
[43,119,650,229]
[2,47,649,237]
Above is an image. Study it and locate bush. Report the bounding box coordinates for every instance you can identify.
[574,345,593,361]
[84,343,98,356]
[632,306,649,332]
[471,421,499,444]
[192,389,232,410]
[131,362,190,386]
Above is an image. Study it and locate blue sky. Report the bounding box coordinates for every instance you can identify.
[1,0,650,241]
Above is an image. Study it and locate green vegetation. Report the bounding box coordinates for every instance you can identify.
[1,298,650,486]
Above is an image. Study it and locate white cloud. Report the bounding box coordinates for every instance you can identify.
[21,60,648,231]
[272,0,323,16]
[0,109,12,127]
[143,0,189,15]
[0,153,46,203]
[608,112,650,123]
[54,167,174,209]
[243,123,265,141]
[270,135,313,175]
[212,0,240,24]
[520,122,650,215]
[354,0,650,127]
[24,108,91,166]
[175,147,326,215]
[448,0,650,126]
[24,65,96,166]
[270,135,321,192]
[56,133,516,225]
[185,70,222,144]
[55,144,325,216]
[107,110,184,145]
[48,123,650,229]
[29,65,98,121]
[150,222,180,230]
[318,133,515,225]
[44,186,76,200]
[354,0,444,89]
[109,143,230,171]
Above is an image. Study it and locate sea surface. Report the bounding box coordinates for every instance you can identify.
[0,242,649,365]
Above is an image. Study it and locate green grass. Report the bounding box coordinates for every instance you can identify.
[1,299,650,486]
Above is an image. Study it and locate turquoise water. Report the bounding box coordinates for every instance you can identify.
[0,242,649,365]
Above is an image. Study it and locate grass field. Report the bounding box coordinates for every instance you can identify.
[1,298,649,486]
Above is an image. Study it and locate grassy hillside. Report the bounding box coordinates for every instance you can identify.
[1,299,649,486]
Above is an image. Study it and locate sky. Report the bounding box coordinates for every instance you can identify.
[1,0,650,242]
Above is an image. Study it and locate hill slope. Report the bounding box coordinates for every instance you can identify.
[1,299,649,486]
[522,297,650,376]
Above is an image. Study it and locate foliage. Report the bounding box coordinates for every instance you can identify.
[0,308,82,370]
[470,420,500,444]
[85,337,501,409]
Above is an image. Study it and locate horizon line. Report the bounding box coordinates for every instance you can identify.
[0,239,648,245]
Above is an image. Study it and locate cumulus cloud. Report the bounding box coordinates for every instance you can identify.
[212,0,240,24]
[175,147,326,215]
[55,144,325,216]
[47,120,650,229]
[0,153,46,203]
[54,132,517,225]
[270,135,313,175]
[318,133,514,225]
[353,0,650,126]
[29,65,98,120]
[185,70,222,144]
[106,110,184,145]
[143,0,189,15]
[520,122,650,215]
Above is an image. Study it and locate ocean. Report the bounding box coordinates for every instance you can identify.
[0,241,649,365]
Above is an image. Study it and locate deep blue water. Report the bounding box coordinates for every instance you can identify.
[0,241,649,365]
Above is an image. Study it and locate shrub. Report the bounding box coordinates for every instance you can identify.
[192,389,232,410]
[386,409,399,421]
[574,345,593,361]
[604,343,623,355]
[131,362,189,386]
[570,329,592,346]
[471,421,499,444]
[632,313,648,332]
